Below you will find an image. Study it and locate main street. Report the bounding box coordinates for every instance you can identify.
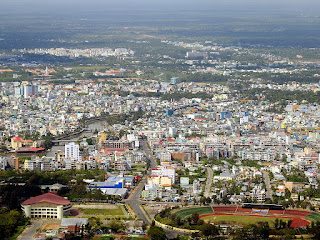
[125,138,178,238]
[125,175,151,224]
[125,138,157,225]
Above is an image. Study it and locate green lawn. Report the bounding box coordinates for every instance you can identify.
[307,212,320,221]
[70,66,108,71]
[131,165,145,169]
[79,207,124,216]
[175,207,213,219]
[201,214,290,226]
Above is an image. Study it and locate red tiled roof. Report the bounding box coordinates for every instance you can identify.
[15,147,45,153]
[12,137,22,141]
[22,193,70,206]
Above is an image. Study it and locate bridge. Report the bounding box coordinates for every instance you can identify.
[52,139,80,146]
[52,128,93,146]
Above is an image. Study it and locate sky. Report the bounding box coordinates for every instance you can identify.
[1,0,320,13]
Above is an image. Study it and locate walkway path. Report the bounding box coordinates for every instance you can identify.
[17,220,42,240]
[204,167,213,197]
[263,170,273,200]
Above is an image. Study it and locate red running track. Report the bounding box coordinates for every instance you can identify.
[284,209,310,217]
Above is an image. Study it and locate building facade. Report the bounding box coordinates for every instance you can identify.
[21,193,71,219]
[65,142,80,161]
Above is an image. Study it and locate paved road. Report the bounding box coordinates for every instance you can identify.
[125,138,178,238]
[17,220,42,240]
[125,138,157,225]
[140,138,157,170]
[126,177,150,224]
[263,171,273,200]
[204,167,213,197]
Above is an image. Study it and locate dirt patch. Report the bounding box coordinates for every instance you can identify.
[43,223,60,231]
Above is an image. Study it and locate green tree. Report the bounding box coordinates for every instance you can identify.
[86,138,94,145]
[307,221,320,239]
[147,226,167,240]
[191,211,199,224]
[41,135,54,150]
[107,220,124,233]
[200,196,206,205]
[0,209,29,239]
[221,195,231,205]
[201,223,220,237]
[274,218,279,229]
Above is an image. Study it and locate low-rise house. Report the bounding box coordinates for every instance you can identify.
[60,218,88,233]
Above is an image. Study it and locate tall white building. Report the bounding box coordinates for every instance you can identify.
[168,127,177,137]
[14,87,23,96]
[65,142,80,162]
[24,84,38,98]
[193,180,200,194]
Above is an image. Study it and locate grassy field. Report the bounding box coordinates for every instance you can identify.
[175,207,213,219]
[69,66,108,71]
[307,212,320,221]
[201,214,289,226]
[131,165,145,169]
[79,207,124,216]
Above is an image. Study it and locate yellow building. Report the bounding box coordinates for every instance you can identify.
[148,176,172,188]
[98,131,107,143]
[11,137,23,149]
[11,137,34,149]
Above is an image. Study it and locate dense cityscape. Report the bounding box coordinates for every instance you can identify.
[1,0,320,240]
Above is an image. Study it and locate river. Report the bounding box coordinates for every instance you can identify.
[1,119,107,159]
[46,119,107,158]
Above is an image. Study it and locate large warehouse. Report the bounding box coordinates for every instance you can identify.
[21,193,72,219]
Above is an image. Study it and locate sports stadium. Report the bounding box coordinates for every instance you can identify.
[172,204,320,228]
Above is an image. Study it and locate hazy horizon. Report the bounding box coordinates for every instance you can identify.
[2,0,320,14]
[1,0,320,49]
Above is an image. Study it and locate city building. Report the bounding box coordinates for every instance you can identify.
[21,193,72,219]
[151,166,176,184]
[60,218,88,234]
[65,142,80,161]
[23,84,38,98]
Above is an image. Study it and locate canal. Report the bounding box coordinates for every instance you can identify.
[46,119,107,158]
[1,118,107,159]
